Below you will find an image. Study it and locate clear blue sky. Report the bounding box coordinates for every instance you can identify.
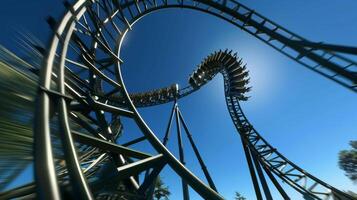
[1,0,357,199]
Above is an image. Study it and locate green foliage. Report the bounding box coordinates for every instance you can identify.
[346,191,357,198]
[154,176,171,200]
[350,141,357,150]
[338,141,357,183]
[0,47,38,190]
[234,192,246,200]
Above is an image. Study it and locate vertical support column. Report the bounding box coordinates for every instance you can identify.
[139,163,166,194]
[142,101,176,199]
[240,137,263,200]
[257,157,290,200]
[250,146,273,200]
[175,106,190,200]
[229,95,263,200]
[177,109,218,192]
[163,101,176,146]
[228,95,290,199]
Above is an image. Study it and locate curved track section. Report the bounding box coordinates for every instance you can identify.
[130,50,353,200]
[123,50,250,107]
[1,0,357,199]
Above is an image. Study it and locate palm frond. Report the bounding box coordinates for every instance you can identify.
[0,49,37,190]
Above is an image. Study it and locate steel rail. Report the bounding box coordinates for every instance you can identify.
[57,12,94,200]
[111,0,357,95]
[33,1,225,199]
[24,0,357,199]
[120,49,353,199]
[33,1,84,198]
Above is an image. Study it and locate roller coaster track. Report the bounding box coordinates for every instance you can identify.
[1,0,357,199]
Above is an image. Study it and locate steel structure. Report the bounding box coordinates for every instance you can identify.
[1,0,357,199]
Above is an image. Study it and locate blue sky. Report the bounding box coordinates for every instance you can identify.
[1,0,357,199]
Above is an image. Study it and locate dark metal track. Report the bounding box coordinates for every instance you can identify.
[2,0,357,199]
[130,49,355,199]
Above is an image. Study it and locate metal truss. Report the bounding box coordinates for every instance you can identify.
[1,0,357,199]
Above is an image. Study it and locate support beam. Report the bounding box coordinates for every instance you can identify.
[290,40,357,55]
[162,102,176,146]
[69,112,99,137]
[240,138,263,200]
[138,163,166,194]
[139,101,176,199]
[72,130,151,159]
[250,147,273,200]
[122,136,147,147]
[116,154,165,180]
[175,106,190,200]
[177,109,217,192]
[91,99,134,118]
[230,94,263,200]
[0,183,35,200]
[257,156,290,200]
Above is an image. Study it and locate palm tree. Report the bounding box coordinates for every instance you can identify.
[338,141,357,183]
[0,46,38,190]
[0,38,101,191]
[234,192,246,200]
[154,176,171,200]
[0,37,124,193]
